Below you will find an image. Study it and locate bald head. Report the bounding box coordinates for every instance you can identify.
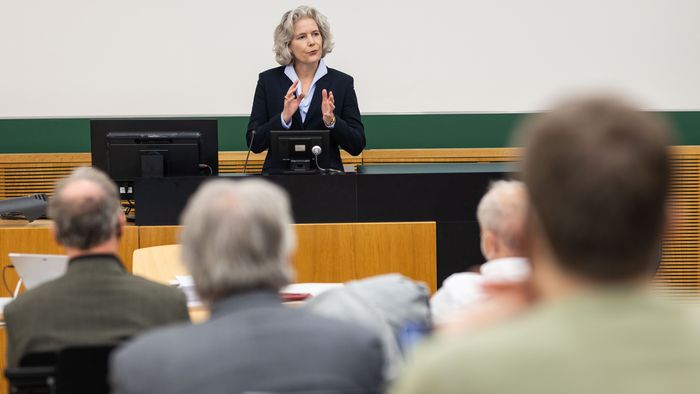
[48,167,122,250]
[476,180,528,260]
[60,178,106,203]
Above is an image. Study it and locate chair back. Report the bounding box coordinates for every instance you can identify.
[132,244,188,284]
[5,366,56,394]
[55,345,117,394]
[5,351,58,394]
[5,345,117,394]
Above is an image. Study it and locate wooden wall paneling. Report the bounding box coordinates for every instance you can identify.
[217,150,362,174]
[655,151,700,299]
[362,147,520,164]
[218,151,265,174]
[0,153,90,199]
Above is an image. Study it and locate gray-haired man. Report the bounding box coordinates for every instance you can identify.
[430,180,530,324]
[4,167,189,367]
[110,179,384,394]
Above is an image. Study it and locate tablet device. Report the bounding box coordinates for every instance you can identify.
[8,253,69,291]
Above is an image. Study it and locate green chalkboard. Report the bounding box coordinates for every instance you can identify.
[1,112,698,154]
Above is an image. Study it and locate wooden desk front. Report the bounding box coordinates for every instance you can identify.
[0,221,436,293]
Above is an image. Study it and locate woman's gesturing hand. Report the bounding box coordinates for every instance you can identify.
[282,80,304,124]
[321,89,335,127]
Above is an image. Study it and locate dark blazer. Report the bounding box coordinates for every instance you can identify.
[111,291,385,394]
[3,254,189,367]
[247,65,366,172]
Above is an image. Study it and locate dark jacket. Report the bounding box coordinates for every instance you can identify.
[247,65,366,172]
[111,291,385,394]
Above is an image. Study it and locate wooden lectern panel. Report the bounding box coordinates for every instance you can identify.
[138,222,437,292]
[138,226,181,249]
[293,222,437,292]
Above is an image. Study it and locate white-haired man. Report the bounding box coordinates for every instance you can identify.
[4,167,189,367]
[430,180,530,324]
[110,179,384,394]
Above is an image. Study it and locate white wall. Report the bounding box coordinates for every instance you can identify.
[1,0,699,117]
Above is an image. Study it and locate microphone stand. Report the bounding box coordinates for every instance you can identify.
[243,130,256,174]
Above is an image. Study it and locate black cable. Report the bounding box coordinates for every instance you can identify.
[122,200,136,222]
[198,164,213,176]
[3,264,16,296]
[313,154,343,175]
[122,200,134,215]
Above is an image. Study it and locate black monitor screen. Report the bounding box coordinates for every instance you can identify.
[91,119,218,198]
[268,130,330,174]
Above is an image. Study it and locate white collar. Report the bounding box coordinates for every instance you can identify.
[480,257,530,282]
[284,58,328,92]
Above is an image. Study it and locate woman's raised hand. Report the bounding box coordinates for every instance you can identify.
[321,89,335,126]
[282,80,304,124]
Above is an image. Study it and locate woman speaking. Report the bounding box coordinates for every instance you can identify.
[246,6,365,173]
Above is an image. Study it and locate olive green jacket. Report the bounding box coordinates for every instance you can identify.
[4,254,189,367]
[392,288,700,394]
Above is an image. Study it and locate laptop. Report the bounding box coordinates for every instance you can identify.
[8,253,69,295]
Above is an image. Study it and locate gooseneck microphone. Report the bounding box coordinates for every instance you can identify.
[243,130,256,174]
[312,145,343,175]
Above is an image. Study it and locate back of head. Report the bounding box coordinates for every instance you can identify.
[518,96,673,281]
[476,180,528,257]
[48,167,121,250]
[180,179,295,301]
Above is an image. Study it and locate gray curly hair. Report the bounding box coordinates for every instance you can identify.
[180,179,296,301]
[273,5,335,65]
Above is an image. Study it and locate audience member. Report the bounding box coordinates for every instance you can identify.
[304,273,431,381]
[4,167,188,367]
[391,96,700,394]
[110,179,384,394]
[430,180,530,324]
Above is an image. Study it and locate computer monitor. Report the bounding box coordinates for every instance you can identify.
[90,119,218,198]
[267,130,330,174]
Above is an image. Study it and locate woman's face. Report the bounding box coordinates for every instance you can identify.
[289,17,323,66]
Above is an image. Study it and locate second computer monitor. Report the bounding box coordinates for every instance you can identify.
[90,119,218,198]
[268,130,330,174]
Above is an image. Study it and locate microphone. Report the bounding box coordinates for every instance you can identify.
[312,145,343,175]
[243,130,256,174]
